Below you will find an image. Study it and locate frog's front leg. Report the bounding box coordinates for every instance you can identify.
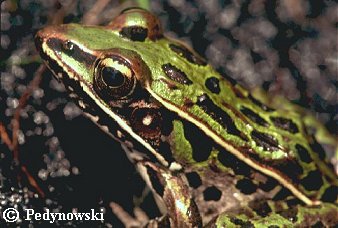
[112,160,202,227]
[137,160,202,227]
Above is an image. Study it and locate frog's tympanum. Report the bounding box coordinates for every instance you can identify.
[35,8,337,227]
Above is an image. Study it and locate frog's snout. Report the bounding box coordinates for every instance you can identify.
[35,26,55,57]
[34,31,45,54]
[35,25,68,54]
[34,28,51,62]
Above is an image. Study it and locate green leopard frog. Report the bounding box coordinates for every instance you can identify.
[35,8,337,227]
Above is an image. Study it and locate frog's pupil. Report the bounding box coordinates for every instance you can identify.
[101,67,125,87]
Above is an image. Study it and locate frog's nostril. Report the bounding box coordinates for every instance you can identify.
[34,26,59,52]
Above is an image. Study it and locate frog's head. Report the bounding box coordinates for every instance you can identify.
[35,8,164,100]
[35,8,210,167]
[34,8,183,165]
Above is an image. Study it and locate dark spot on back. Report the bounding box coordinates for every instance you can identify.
[310,140,326,160]
[120,26,148,41]
[230,218,254,227]
[182,120,213,162]
[186,172,202,189]
[296,144,312,163]
[274,160,304,184]
[162,63,192,85]
[205,77,220,94]
[259,178,278,192]
[285,198,302,207]
[217,148,251,176]
[236,178,258,194]
[197,94,244,138]
[321,186,337,202]
[240,106,269,126]
[248,94,275,112]
[273,188,292,201]
[300,170,323,191]
[169,43,207,66]
[251,130,279,151]
[268,226,280,228]
[249,201,272,217]
[203,186,222,201]
[270,117,299,133]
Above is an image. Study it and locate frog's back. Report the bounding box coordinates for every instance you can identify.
[101,8,337,205]
[111,11,337,204]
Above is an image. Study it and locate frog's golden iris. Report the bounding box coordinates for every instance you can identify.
[94,55,136,100]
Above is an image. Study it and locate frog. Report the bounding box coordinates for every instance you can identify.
[35,8,337,227]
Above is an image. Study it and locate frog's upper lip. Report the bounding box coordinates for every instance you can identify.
[34,26,67,82]
[35,26,61,62]
[35,28,50,59]
[34,25,73,57]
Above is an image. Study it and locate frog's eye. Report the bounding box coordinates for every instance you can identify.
[108,8,163,41]
[94,56,136,100]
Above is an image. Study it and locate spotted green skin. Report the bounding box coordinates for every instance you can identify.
[35,8,337,227]
[209,202,337,228]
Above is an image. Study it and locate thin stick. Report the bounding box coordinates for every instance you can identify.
[11,65,45,164]
[0,122,13,150]
[0,65,46,198]
[21,165,45,198]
